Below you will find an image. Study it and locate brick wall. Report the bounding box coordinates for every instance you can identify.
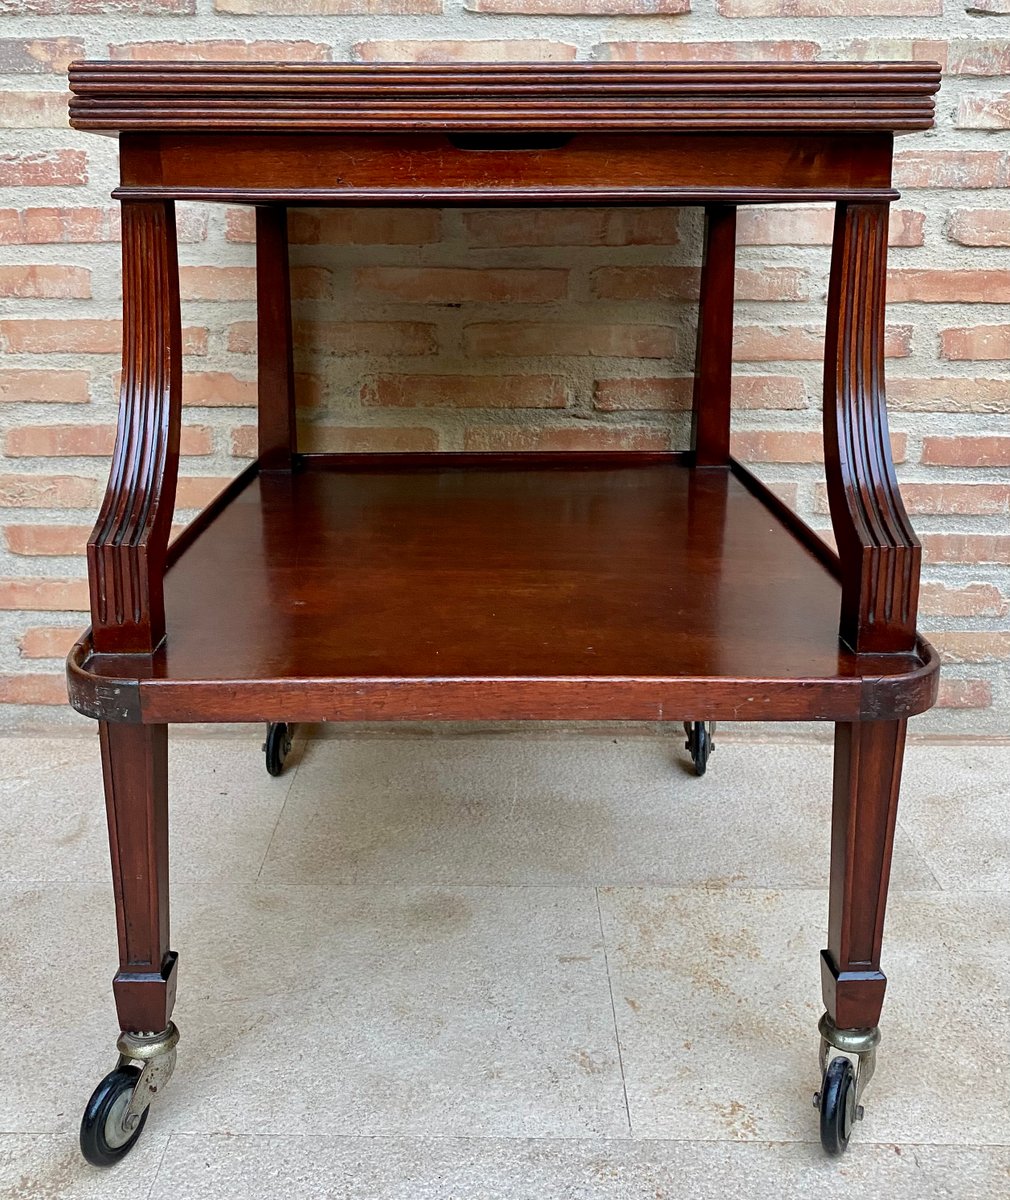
[0,4,1007,733]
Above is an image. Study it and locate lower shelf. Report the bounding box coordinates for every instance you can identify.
[69,453,938,724]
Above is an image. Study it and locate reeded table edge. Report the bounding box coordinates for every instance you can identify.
[68,60,941,135]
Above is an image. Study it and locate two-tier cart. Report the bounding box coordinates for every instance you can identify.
[65,60,941,1164]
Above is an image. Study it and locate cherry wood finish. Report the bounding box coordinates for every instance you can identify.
[69,455,937,725]
[64,62,942,1062]
[255,206,297,471]
[111,131,898,207]
[691,205,736,466]
[88,200,181,655]
[822,719,907,1030]
[824,202,921,655]
[68,61,940,133]
[99,721,176,1034]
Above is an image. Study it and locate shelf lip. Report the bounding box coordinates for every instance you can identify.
[109,185,902,208]
[67,631,939,727]
[65,455,939,727]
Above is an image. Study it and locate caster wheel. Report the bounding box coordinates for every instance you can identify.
[80,1065,149,1167]
[818,1055,857,1155]
[684,721,713,776]
[264,722,293,777]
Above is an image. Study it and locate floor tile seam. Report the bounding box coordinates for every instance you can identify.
[893,817,945,891]
[595,884,633,1136]
[253,752,304,883]
[146,1134,172,1200]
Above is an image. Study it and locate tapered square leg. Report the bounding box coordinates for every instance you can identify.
[99,721,177,1034]
[821,719,907,1031]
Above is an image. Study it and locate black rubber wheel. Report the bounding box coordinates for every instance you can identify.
[80,1065,149,1167]
[819,1055,857,1156]
[264,722,292,777]
[684,721,712,776]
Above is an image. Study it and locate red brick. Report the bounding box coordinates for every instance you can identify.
[967,0,1010,11]
[888,269,1010,303]
[296,210,443,246]
[906,482,1010,514]
[1,320,205,355]
[719,0,939,11]
[230,424,439,456]
[1,319,117,354]
[958,95,1010,130]
[814,481,1009,516]
[227,208,443,246]
[0,207,117,244]
[19,626,79,658]
[110,39,332,60]
[174,477,236,509]
[463,426,671,452]
[298,426,440,453]
[183,371,256,408]
[733,324,911,361]
[362,374,567,408]
[0,674,68,706]
[922,534,1010,564]
[294,321,437,357]
[0,474,99,508]
[464,322,675,359]
[734,431,906,464]
[894,150,1008,189]
[0,369,89,404]
[216,0,437,11]
[5,525,92,556]
[921,436,1010,467]
[0,150,86,187]
[354,39,577,61]
[4,424,211,457]
[940,326,1010,361]
[931,632,1010,664]
[591,265,807,302]
[844,38,1007,76]
[948,210,1010,247]
[736,205,923,248]
[888,377,1010,413]
[179,265,256,301]
[919,582,1008,618]
[0,92,72,128]
[935,679,992,710]
[464,209,679,248]
[355,266,569,304]
[0,578,88,610]
[838,38,947,67]
[593,374,806,412]
[466,0,688,10]
[0,37,83,73]
[947,41,1010,75]
[5,0,191,10]
[596,39,819,61]
[0,265,90,299]
[593,378,692,412]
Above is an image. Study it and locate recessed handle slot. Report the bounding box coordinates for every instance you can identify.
[446,133,574,152]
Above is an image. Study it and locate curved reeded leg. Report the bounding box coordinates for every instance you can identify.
[82,196,182,1165]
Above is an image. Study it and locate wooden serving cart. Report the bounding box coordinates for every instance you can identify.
[65,60,941,1163]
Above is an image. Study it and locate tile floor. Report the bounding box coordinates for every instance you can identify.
[1,730,1008,1198]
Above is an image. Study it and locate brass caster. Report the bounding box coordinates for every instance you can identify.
[80,1022,179,1167]
[814,1013,879,1155]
